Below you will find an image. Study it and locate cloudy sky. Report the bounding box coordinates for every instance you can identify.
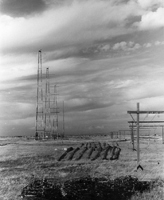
[0,0,164,136]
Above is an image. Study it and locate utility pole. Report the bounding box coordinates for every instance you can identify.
[127,103,141,169]
[36,50,44,139]
[128,104,164,170]
[137,103,140,165]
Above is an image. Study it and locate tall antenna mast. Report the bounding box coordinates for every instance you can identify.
[51,84,59,139]
[63,101,65,138]
[55,85,59,139]
[44,67,51,138]
[35,50,44,139]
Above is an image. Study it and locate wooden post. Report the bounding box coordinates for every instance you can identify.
[137,103,140,165]
[132,125,134,150]
[131,123,134,150]
[131,123,133,142]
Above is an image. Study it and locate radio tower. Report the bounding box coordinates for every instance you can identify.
[35,50,44,139]
[55,85,59,139]
[62,101,65,138]
[44,67,51,138]
[51,85,59,139]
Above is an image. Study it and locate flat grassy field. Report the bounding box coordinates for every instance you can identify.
[0,136,163,200]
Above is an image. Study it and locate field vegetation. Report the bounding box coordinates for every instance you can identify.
[0,135,163,199]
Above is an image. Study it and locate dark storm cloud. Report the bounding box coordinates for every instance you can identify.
[0,0,47,17]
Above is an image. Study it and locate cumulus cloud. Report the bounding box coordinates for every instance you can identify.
[155,41,161,46]
[0,0,162,57]
[98,44,110,52]
[137,0,164,10]
[154,40,164,46]
[0,0,142,54]
[113,41,127,51]
[77,43,111,58]
[143,43,152,48]
[112,41,141,51]
[0,0,164,136]
[137,7,164,30]
[143,41,164,48]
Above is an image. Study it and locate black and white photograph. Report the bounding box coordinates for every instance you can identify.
[0,0,164,199]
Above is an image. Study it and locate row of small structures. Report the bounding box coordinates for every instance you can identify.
[58,142,121,161]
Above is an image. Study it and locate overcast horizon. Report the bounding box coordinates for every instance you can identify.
[0,0,164,136]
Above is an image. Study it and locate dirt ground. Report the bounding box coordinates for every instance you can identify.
[0,135,163,200]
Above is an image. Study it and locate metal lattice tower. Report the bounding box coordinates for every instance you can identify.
[51,85,59,139]
[44,67,51,138]
[35,50,44,139]
[62,101,65,138]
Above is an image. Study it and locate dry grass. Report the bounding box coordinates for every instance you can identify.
[0,136,163,199]
[130,178,164,200]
